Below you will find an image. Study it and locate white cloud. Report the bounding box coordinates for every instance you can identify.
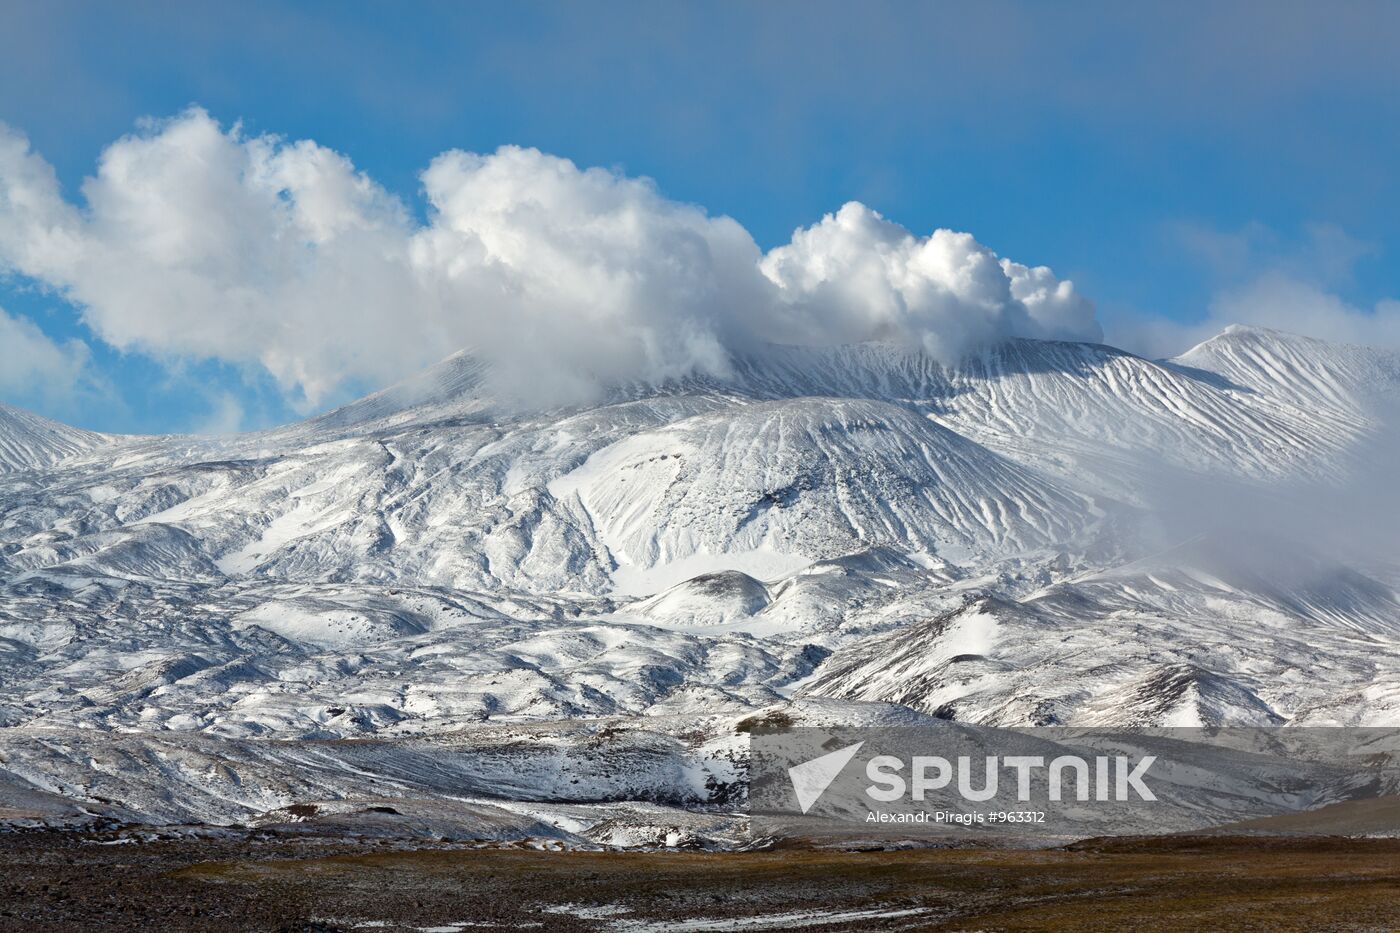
[0,306,90,409]
[1204,275,1400,349]
[1108,220,1400,360]
[411,145,767,402]
[1111,281,1400,361]
[0,109,1103,409]
[1,111,419,409]
[760,202,1100,359]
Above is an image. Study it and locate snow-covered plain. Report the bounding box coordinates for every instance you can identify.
[2,326,1399,840]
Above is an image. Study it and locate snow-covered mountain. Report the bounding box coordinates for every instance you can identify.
[0,402,109,472]
[2,325,1399,832]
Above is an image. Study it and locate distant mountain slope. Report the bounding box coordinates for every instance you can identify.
[296,350,493,435]
[714,337,1377,500]
[0,402,106,472]
[4,328,1394,594]
[548,396,1101,573]
[281,330,1392,487]
[2,325,1399,769]
[1175,325,1400,413]
[800,543,1400,728]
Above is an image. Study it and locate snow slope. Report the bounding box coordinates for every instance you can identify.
[2,325,1399,832]
[0,402,108,472]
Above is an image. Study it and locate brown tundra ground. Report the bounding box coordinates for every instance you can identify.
[3,830,1400,932]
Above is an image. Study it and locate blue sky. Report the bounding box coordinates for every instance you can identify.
[2,1,1399,433]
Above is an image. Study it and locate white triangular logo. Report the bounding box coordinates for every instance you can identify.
[787,741,865,814]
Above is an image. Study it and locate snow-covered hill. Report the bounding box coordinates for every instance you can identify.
[2,325,1399,832]
[0,402,108,472]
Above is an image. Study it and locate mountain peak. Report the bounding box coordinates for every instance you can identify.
[1190,323,1317,351]
[1175,323,1400,413]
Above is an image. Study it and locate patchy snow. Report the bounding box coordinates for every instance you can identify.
[609,906,932,931]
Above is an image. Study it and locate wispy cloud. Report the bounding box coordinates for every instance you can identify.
[0,305,93,413]
[1167,220,1379,289]
[1109,221,1400,360]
